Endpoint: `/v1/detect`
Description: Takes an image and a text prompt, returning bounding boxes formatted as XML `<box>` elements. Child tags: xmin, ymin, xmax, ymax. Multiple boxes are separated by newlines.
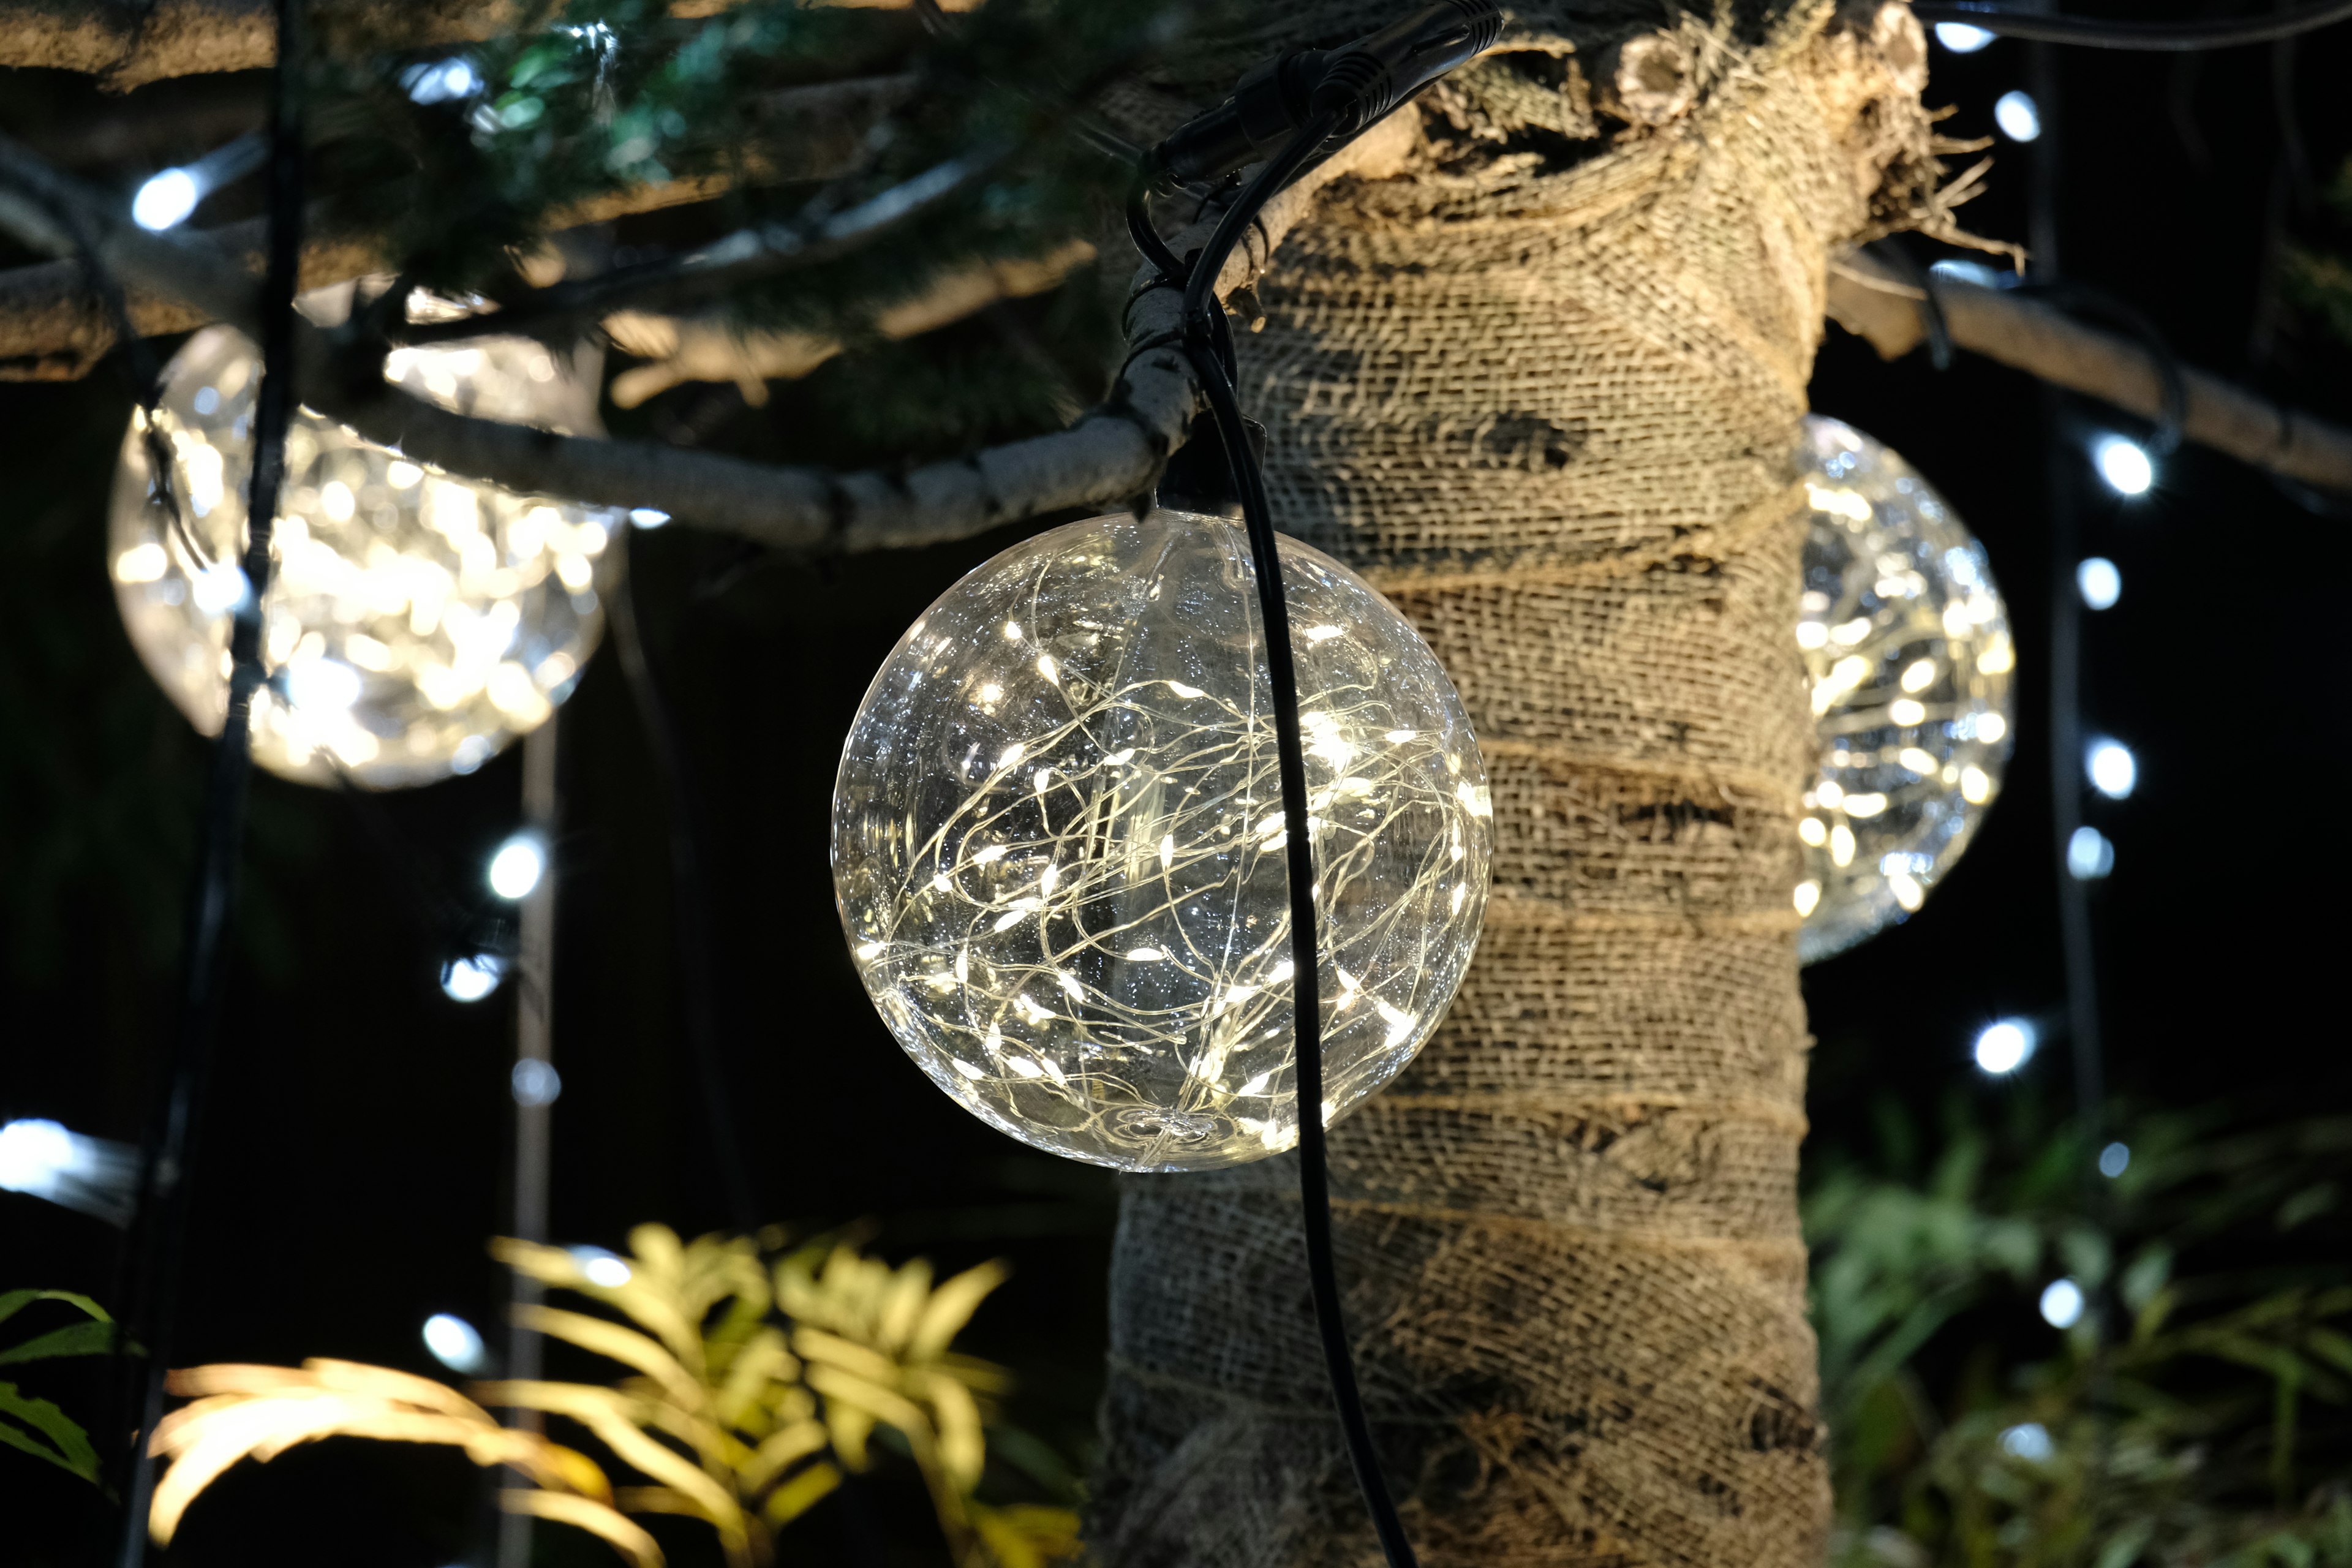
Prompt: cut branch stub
<box><xmin>1867</xmin><ymin>0</ymin><xmax>1929</xmax><ymax>97</ymax></box>
<box><xmin>1593</xmin><ymin>31</ymin><xmax>1697</xmax><ymax>129</ymax></box>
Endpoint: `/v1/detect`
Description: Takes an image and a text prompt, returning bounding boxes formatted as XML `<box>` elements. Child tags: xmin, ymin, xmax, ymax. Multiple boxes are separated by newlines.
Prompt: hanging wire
<box><xmin>1869</xmin><ymin>239</ymin><xmax>1954</xmax><ymax>371</ymax></box>
<box><xmin>607</xmin><ymin>545</ymin><xmax>760</xmax><ymax>1234</ymax></box>
<box><xmin>112</xmin><ymin>1</ymin><xmax>305</xmax><ymax>1560</ymax></box>
<box><xmin>1136</xmin><ymin>106</ymin><xmax>1422</xmax><ymax>1568</ymax></box>
<box><xmin>1913</xmin><ymin>0</ymin><xmax>2352</xmax><ymax>48</ymax></box>
<box><xmin>2017</xmin><ymin>281</ymin><xmax>2189</xmax><ymax>455</ymax></box>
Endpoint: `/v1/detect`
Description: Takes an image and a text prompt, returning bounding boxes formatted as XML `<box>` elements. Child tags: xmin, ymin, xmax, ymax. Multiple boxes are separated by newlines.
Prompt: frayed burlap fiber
<box><xmin>1091</xmin><ymin>4</ymin><xmax>1948</xmax><ymax>1565</ymax></box>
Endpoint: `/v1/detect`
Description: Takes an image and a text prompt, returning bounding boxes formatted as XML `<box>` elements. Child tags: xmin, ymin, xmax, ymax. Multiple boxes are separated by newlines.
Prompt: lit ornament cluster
<box><xmin>832</xmin><ymin>510</ymin><xmax>1492</xmax><ymax>1172</ymax></box>
<box><xmin>1795</xmin><ymin>417</ymin><xmax>2016</xmax><ymax>962</ymax></box>
<box><xmin>109</xmin><ymin>290</ymin><xmax>622</xmax><ymax>788</ymax></box>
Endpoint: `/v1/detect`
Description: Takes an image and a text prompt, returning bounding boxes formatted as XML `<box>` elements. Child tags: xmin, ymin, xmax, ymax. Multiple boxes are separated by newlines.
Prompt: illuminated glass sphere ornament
<box><xmin>109</xmin><ymin>287</ymin><xmax>622</xmax><ymax>788</ymax></box>
<box><xmin>1796</xmin><ymin>417</ymin><xmax>2016</xmax><ymax>962</ymax></box>
<box><xmin>832</xmin><ymin>508</ymin><xmax>1493</xmax><ymax>1172</ymax></box>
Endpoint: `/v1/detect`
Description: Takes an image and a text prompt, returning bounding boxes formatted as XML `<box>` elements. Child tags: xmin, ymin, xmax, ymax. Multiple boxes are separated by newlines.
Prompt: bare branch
<box><xmin>0</xmin><ymin>0</ymin><xmax>959</xmax><ymax>89</ymax></box>
<box><xmin>0</xmin><ymin>107</ymin><xmax>1407</xmax><ymax>552</ymax></box>
<box><xmin>603</xmin><ymin>238</ymin><xmax>1098</xmax><ymax>407</ymax></box>
<box><xmin>399</xmin><ymin>138</ymin><xmax>1000</xmax><ymax>348</ymax></box>
<box><xmin>0</xmin><ymin>0</ymin><xmax>511</xmax><ymax>89</ymax></box>
<box><xmin>1827</xmin><ymin>247</ymin><xmax>2352</xmax><ymax>494</ymax></box>
<box><xmin>0</xmin><ymin>76</ymin><xmax>911</xmax><ymax>379</ymax></box>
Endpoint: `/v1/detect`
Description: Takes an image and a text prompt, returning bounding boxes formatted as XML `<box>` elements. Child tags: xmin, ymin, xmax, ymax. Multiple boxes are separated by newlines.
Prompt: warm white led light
<box><xmin>1795</xmin><ymin>418</ymin><xmax>2015</xmax><ymax>963</ymax></box>
<box><xmin>109</xmin><ymin>282</ymin><xmax>622</xmax><ymax>788</ymax></box>
<box><xmin>833</xmin><ymin>509</ymin><xmax>1491</xmax><ymax>1172</ymax></box>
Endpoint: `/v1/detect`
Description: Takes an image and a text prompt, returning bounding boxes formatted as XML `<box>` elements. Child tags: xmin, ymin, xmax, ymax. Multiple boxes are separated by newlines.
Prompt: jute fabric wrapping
<box><xmin>1093</xmin><ymin>6</ymin><xmax>1940</xmax><ymax>1565</ymax></box>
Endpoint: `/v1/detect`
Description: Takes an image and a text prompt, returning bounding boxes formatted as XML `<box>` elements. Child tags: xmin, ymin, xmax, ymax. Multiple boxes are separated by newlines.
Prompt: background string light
<box><xmin>109</xmin><ymin>285</ymin><xmax>622</xmax><ymax>789</ymax></box>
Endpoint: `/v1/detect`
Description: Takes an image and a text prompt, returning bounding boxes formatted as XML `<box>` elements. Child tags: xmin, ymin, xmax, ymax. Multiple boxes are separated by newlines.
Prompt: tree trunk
<box><xmin>1093</xmin><ymin>6</ymin><xmax>1939</xmax><ymax>1564</ymax></box>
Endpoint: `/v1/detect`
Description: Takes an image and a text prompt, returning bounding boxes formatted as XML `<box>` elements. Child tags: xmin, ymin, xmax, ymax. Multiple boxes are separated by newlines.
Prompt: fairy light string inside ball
<box><xmin>109</xmin><ymin>281</ymin><xmax>624</xmax><ymax>789</ymax></box>
<box><xmin>832</xmin><ymin>508</ymin><xmax>1492</xmax><ymax>1172</ymax></box>
<box><xmin>1795</xmin><ymin>416</ymin><xmax>2017</xmax><ymax>961</ymax></box>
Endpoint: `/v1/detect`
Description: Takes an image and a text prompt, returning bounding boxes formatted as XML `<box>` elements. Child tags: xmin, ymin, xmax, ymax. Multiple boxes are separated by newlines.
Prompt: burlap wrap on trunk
<box><xmin>1093</xmin><ymin>6</ymin><xmax>1942</xmax><ymax>1564</ymax></box>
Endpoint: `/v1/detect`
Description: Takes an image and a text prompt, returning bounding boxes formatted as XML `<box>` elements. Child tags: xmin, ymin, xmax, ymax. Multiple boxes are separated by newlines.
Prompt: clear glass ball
<box><xmin>108</xmin><ymin>309</ymin><xmax>622</xmax><ymax>789</ymax></box>
<box><xmin>1796</xmin><ymin>417</ymin><xmax>2016</xmax><ymax>962</ymax></box>
<box><xmin>832</xmin><ymin>509</ymin><xmax>1493</xmax><ymax>1172</ymax></box>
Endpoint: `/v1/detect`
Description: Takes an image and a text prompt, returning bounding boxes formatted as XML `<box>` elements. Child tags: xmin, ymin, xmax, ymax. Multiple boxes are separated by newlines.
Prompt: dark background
<box><xmin>6</xmin><ymin>18</ymin><xmax>2351</xmax><ymax>1564</ymax></box>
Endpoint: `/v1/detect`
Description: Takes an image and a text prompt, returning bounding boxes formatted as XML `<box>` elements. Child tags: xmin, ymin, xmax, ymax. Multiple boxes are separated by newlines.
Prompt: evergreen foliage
<box><xmin>1811</xmin><ymin>1098</ymin><xmax>2352</xmax><ymax>1568</ymax></box>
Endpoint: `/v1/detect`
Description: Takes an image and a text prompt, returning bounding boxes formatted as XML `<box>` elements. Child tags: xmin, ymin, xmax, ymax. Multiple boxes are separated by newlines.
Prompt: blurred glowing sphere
<box><xmin>1795</xmin><ymin>418</ymin><xmax>2016</xmax><ymax>962</ymax></box>
<box><xmin>2039</xmin><ymin>1277</ymin><xmax>2085</xmax><ymax>1329</ymax></box>
<box><xmin>440</xmin><ymin>953</ymin><xmax>507</xmax><ymax>1002</ymax></box>
<box><xmin>1972</xmin><ymin>1018</ymin><xmax>2035</xmax><ymax>1074</ymax></box>
<box><xmin>832</xmin><ymin>509</ymin><xmax>1492</xmax><ymax>1172</ymax></box>
<box><xmin>109</xmin><ymin>290</ymin><xmax>622</xmax><ymax>788</ymax></box>
<box><xmin>2091</xmin><ymin>434</ymin><xmax>2154</xmax><ymax>496</ymax></box>
<box><xmin>421</xmin><ymin>1313</ymin><xmax>486</xmax><ymax>1374</ymax></box>
<box><xmin>488</xmin><ymin>834</ymin><xmax>546</xmax><ymax>900</ymax></box>
<box><xmin>2086</xmin><ymin>737</ymin><xmax>2137</xmax><ymax>799</ymax></box>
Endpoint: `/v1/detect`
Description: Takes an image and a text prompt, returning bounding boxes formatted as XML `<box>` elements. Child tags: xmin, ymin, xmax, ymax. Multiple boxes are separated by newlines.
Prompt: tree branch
<box><xmin>395</xmin><ymin>137</ymin><xmax>999</xmax><ymax>348</ymax></box>
<box><xmin>0</xmin><ymin>75</ymin><xmax>911</xmax><ymax>379</ymax></box>
<box><xmin>1827</xmin><ymin>247</ymin><xmax>2352</xmax><ymax>494</ymax></box>
<box><xmin>0</xmin><ymin>104</ymin><xmax>1412</xmax><ymax>552</ymax></box>
<box><xmin>0</xmin><ymin>0</ymin><xmax>961</xmax><ymax>89</ymax></box>
<box><xmin>603</xmin><ymin>238</ymin><xmax>1097</xmax><ymax>407</ymax></box>
<box><xmin>0</xmin><ymin>0</ymin><xmax>511</xmax><ymax>89</ymax></box>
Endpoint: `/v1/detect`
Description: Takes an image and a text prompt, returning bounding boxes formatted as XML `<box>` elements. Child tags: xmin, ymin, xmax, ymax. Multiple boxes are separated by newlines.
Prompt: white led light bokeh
<box><xmin>109</xmin><ymin>286</ymin><xmax>622</xmax><ymax>789</ymax></box>
<box><xmin>1795</xmin><ymin>418</ymin><xmax>2017</xmax><ymax>962</ymax></box>
<box><xmin>832</xmin><ymin>509</ymin><xmax>1491</xmax><ymax>1173</ymax></box>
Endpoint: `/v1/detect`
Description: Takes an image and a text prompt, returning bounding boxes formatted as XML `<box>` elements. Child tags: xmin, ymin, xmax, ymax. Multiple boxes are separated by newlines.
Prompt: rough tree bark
<box><xmin>1089</xmin><ymin>4</ymin><xmax>1941</xmax><ymax>1564</ymax></box>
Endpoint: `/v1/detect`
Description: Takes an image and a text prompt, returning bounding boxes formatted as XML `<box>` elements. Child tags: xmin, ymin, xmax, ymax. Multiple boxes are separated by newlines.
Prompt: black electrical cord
<box><xmin>1913</xmin><ymin>0</ymin><xmax>2352</xmax><ymax>48</ymax></box>
<box><xmin>1142</xmin><ymin>108</ymin><xmax>1421</xmax><ymax>1568</ymax></box>
<box><xmin>1869</xmin><ymin>239</ymin><xmax>1954</xmax><ymax>371</ymax></box>
<box><xmin>112</xmin><ymin>2</ymin><xmax>304</xmax><ymax>1562</ymax></box>
<box><xmin>2019</xmin><ymin>281</ymin><xmax>2188</xmax><ymax>455</ymax></box>
<box><xmin>607</xmin><ymin>545</ymin><xmax>760</xmax><ymax>1235</ymax></box>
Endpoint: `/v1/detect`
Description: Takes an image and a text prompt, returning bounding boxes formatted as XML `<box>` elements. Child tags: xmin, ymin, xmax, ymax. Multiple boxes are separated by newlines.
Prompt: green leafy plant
<box><xmin>1</xmin><ymin>1289</ymin><xmax>120</xmax><ymax>1484</ymax></box>
<box><xmin>148</xmin><ymin>1227</ymin><xmax>1080</xmax><ymax>1568</ymax></box>
<box><xmin>1809</xmin><ymin>1101</ymin><xmax>2352</xmax><ymax>1568</ymax></box>
<box><xmin>2285</xmin><ymin>159</ymin><xmax>2352</xmax><ymax>350</ymax></box>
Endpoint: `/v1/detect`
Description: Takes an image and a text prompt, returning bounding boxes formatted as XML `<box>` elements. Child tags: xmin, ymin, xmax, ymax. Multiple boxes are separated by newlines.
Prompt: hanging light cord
<box><xmin>1131</xmin><ymin>105</ymin><xmax>1422</xmax><ymax>1568</ymax></box>
<box><xmin>1913</xmin><ymin>0</ymin><xmax>2352</xmax><ymax>49</ymax></box>
<box><xmin>112</xmin><ymin>2</ymin><xmax>304</xmax><ymax>1562</ymax></box>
